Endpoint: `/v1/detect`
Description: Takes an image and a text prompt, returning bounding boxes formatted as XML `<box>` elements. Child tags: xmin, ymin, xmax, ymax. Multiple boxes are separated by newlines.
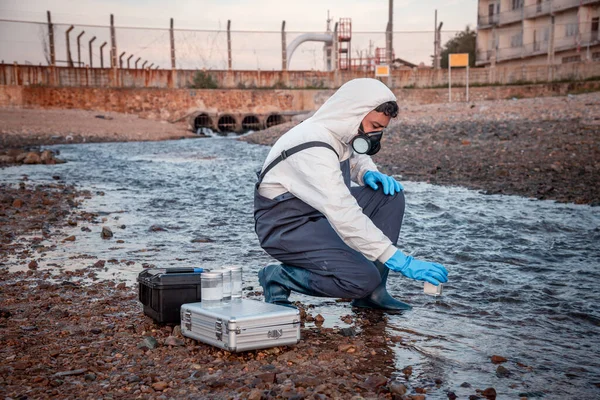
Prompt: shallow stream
<box><xmin>1</xmin><ymin>137</ymin><xmax>599</xmax><ymax>398</ymax></box>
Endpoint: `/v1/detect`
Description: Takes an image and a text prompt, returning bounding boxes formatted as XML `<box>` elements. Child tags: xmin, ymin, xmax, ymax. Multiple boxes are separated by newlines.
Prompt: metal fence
<box><xmin>0</xmin><ymin>17</ymin><xmax>459</xmax><ymax>71</ymax></box>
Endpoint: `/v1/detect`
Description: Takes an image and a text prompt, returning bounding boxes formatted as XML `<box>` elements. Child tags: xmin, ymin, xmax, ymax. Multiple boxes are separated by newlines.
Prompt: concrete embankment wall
<box><xmin>1</xmin><ymin>62</ymin><xmax>599</xmax><ymax>89</ymax></box>
<box><xmin>1</xmin><ymin>80</ymin><xmax>598</xmax><ymax>131</ymax></box>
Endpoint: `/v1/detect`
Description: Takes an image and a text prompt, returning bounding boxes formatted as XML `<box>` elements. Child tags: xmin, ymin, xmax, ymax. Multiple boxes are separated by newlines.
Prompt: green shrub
<box><xmin>190</xmin><ymin>71</ymin><xmax>218</xmax><ymax>89</ymax></box>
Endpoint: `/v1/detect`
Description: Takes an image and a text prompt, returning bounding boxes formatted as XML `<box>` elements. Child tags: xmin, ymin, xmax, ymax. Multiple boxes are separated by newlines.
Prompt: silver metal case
<box><xmin>180</xmin><ymin>299</ymin><xmax>301</xmax><ymax>352</ymax></box>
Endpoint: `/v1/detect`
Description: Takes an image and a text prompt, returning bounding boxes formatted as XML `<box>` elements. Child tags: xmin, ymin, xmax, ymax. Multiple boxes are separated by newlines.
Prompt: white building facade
<box><xmin>477</xmin><ymin>0</ymin><xmax>600</xmax><ymax>66</ymax></box>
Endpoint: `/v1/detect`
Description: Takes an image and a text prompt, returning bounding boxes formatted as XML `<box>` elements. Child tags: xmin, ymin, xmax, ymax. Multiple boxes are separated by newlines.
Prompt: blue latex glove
<box><xmin>384</xmin><ymin>249</ymin><xmax>448</xmax><ymax>286</ymax></box>
<box><xmin>363</xmin><ymin>170</ymin><xmax>403</xmax><ymax>195</ymax></box>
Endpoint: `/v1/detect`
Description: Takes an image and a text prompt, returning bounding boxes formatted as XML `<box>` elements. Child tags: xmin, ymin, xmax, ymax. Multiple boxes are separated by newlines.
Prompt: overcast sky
<box><xmin>1</xmin><ymin>0</ymin><xmax>478</xmax><ymax>69</ymax></box>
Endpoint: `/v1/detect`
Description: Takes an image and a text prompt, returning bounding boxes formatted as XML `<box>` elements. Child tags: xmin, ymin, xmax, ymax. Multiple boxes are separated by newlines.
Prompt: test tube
<box><xmin>225</xmin><ymin>265</ymin><xmax>243</xmax><ymax>298</ymax></box>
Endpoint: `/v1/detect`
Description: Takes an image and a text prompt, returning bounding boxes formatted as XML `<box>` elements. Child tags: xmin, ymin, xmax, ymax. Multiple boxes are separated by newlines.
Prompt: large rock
<box><xmin>0</xmin><ymin>155</ymin><xmax>16</xmax><ymax>164</ymax></box>
<box><xmin>23</xmin><ymin>152</ymin><xmax>42</xmax><ymax>164</ymax></box>
<box><xmin>40</xmin><ymin>150</ymin><xmax>54</xmax><ymax>163</ymax></box>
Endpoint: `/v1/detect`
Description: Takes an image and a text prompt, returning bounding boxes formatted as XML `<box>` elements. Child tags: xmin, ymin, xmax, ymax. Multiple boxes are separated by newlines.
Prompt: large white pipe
<box><xmin>286</xmin><ymin>33</ymin><xmax>333</xmax><ymax>69</ymax></box>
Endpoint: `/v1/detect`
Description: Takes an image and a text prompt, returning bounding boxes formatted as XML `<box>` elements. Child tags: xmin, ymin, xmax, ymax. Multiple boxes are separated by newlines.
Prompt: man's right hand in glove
<box><xmin>384</xmin><ymin>249</ymin><xmax>448</xmax><ymax>286</ymax></box>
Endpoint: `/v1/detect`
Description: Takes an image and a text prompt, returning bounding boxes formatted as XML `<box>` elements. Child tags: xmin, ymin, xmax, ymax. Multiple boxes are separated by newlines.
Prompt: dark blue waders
<box><xmin>254</xmin><ymin>142</ymin><xmax>410</xmax><ymax>310</ymax></box>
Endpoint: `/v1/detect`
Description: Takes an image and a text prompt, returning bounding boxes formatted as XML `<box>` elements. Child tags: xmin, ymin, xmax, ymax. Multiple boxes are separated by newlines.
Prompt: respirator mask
<box><xmin>351</xmin><ymin>125</ymin><xmax>384</xmax><ymax>155</ymax></box>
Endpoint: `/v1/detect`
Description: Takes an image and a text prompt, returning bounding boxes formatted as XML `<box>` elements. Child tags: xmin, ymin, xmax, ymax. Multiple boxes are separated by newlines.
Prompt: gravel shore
<box><xmin>0</xmin><ymin>108</ymin><xmax>195</xmax><ymax>148</ymax></box>
<box><xmin>241</xmin><ymin>93</ymin><xmax>600</xmax><ymax>205</ymax></box>
<box><xmin>0</xmin><ymin>182</ymin><xmax>431</xmax><ymax>399</ymax></box>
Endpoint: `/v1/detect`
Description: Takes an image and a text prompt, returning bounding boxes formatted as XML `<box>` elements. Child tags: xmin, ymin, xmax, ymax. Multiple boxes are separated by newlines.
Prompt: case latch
<box><xmin>183</xmin><ymin>310</ymin><xmax>192</xmax><ymax>331</ymax></box>
<box><xmin>215</xmin><ymin>319</ymin><xmax>223</xmax><ymax>341</ymax></box>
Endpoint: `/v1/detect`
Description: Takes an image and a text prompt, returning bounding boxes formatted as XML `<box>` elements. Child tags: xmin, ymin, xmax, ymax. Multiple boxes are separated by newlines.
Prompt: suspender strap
<box><xmin>257</xmin><ymin>141</ymin><xmax>339</xmax><ymax>183</ymax></box>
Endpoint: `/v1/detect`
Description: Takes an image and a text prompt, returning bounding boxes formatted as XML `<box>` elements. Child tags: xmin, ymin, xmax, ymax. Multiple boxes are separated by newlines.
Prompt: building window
<box><xmin>566</xmin><ymin>23</ymin><xmax>579</xmax><ymax>37</ymax></box>
<box><xmin>511</xmin><ymin>32</ymin><xmax>523</xmax><ymax>47</ymax></box>
<box><xmin>562</xmin><ymin>55</ymin><xmax>581</xmax><ymax>63</ymax></box>
<box><xmin>592</xmin><ymin>18</ymin><xmax>599</xmax><ymax>34</ymax></box>
<box><xmin>512</xmin><ymin>0</ymin><xmax>523</xmax><ymax>10</ymax></box>
<box><xmin>592</xmin><ymin>52</ymin><xmax>600</xmax><ymax>61</ymax></box>
<box><xmin>536</xmin><ymin>0</ymin><xmax>543</xmax><ymax>12</ymax></box>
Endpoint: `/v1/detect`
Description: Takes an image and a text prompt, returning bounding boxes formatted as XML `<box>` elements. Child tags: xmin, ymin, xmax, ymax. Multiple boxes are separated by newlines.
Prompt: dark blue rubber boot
<box><xmin>351</xmin><ymin>262</ymin><xmax>412</xmax><ymax>311</ymax></box>
<box><xmin>258</xmin><ymin>264</ymin><xmax>319</xmax><ymax>308</ymax></box>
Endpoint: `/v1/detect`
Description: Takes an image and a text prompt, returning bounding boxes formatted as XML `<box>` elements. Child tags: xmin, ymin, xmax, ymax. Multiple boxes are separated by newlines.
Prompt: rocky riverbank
<box><xmin>241</xmin><ymin>93</ymin><xmax>600</xmax><ymax>205</ymax></box>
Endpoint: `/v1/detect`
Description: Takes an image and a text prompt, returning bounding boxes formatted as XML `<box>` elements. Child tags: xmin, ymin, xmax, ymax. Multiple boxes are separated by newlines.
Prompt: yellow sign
<box><xmin>375</xmin><ymin>65</ymin><xmax>390</xmax><ymax>77</ymax></box>
<box><xmin>449</xmin><ymin>53</ymin><xmax>469</xmax><ymax>67</ymax></box>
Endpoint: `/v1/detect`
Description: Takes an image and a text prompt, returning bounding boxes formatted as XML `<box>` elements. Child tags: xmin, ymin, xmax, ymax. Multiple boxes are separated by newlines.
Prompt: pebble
<box><xmin>137</xmin><ymin>336</ymin><xmax>159</xmax><ymax>350</ymax></box>
<box><xmin>54</xmin><ymin>368</ymin><xmax>87</xmax><ymax>377</ymax></box>
<box><xmin>28</xmin><ymin>260</ymin><xmax>38</xmax><ymax>270</ymax></box>
<box><xmin>101</xmin><ymin>226</ymin><xmax>113</xmax><ymax>239</ymax></box>
<box><xmin>63</xmin><ymin>235</ymin><xmax>76</xmax><ymax>242</ymax></box>
<box><xmin>389</xmin><ymin>380</ymin><xmax>407</xmax><ymax>395</ymax></box>
<box><xmin>339</xmin><ymin>327</ymin><xmax>356</xmax><ymax>337</ymax></box>
<box><xmin>152</xmin><ymin>381</ymin><xmax>168</xmax><ymax>391</ymax></box>
<box><xmin>490</xmin><ymin>355</ymin><xmax>507</xmax><ymax>364</ymax></box>
<box><xmin>164</xmin><ymin>336</ymin><xmax>185</xmax><ymax>347</ymax></box>
<box><xmin>482</xmin><ymin>387</ymin><xmax>497</xmax><ymax>399</ymax></box>
<box><xmin>496</xmin><ymin>365</ymin><xmax>511</xmax><ymax>378</ymax></box>
<box><xmin>364</xmin><ymin>374</ymin><xmax>387</xmax><ymax>389</ymax></box>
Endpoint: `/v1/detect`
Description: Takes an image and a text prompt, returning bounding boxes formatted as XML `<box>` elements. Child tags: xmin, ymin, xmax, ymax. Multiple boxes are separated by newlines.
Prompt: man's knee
<box><xmin>337</xmin><ymin>264</ymin><xmax>381</xmax><ymax>298</ymax></box>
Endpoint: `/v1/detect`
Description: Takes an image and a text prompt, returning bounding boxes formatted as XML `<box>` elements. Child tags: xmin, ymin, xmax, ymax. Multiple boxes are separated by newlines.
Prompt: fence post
<box><xmin>47</xmin><ymin>11</ymin><xmax>56</xmax><ymax>66</ymax></box>
<box><xmin>66</xmin><ymin>25</ymin><xmax>74</xmax><ymax>67</ymax></box>
<box><xmin>100</xmin><ymin>42</ymin><xmax>107</xmax><ymax>68</ymax></box>
<box><xmin>170</xmin><ymin>18</ymin><xmax>176</xmax><ymax>88</ymax></box>
<box><xmin>227</xmin><ymin>20</ymin><xmax>232</xmax><ymax>70</ymax></box>
<box><xmin>110</xmin><ymin>14</ymin><xmax>119</xmax><ymax>86</ymax></box>
<box><xmin>89</xmin><ymin>36</ymin><xmax>96</xmax><ymax>68</ymax></box>
<box><xmin>77</xmin><ymin>31</ymin><xmax>85</xmax><ymax>67</ymax></box>
<box><xmin>281</xmin><ymin>21</ymin><xmax>287</xmax><ymax>71</ymax></box>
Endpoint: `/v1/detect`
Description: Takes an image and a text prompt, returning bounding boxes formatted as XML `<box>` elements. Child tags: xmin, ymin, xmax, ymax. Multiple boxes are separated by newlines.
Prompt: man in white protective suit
<box><xmin>254</xmin><ymin>78</ymin><xmax>448</xmax><ymax>310</ymax></box>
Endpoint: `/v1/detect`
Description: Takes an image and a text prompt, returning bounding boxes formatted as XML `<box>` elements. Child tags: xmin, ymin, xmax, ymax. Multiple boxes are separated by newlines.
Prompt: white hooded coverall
<box><xmin>254</xmin><ymin>78</ymin><xmax>405</xmax><ymax>298</ymax></box>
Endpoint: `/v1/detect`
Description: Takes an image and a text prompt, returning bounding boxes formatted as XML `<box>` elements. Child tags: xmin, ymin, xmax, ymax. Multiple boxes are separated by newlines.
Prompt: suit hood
<box><xmin>307</xmin><ymin>78</ymin><xmax>397</xmax><ymax>144</ymax></box>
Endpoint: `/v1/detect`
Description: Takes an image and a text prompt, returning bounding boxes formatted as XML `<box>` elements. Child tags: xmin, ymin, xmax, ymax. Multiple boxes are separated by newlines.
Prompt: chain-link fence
<box><xmin>0</xmin><ymin>18</ymin><xmax>460</xmax><ymax>71</ymax></box>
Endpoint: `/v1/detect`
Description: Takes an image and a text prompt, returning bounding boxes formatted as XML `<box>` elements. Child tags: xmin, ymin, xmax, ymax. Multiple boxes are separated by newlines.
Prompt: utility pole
<box><xmin>386</xmin><ymin>0</ymin><xmax>393</xmax><ymax>65</ymax></box>
<box><xmin>110</xmin><ymin>14</ymin><xmax>117</xmax><ymax>68</ymax></box>
<box><xmin>47</xmin><ymin>11</ymin><xmax>55</xmax><ymax>66</ymax></box>
<box><xmin>281</xmin><ymin>21</ymin><xmax>287</xmax><ymax>71</ymax></box>
<box><xmin>170</xmin><ymin>18</ymin><xmax>176</xmax><ymax>69</ymax></box>
<box><xmin>88</xmin><ymin>36</ymin><xmax>96</xmax><ymax>67</ymax></box>
<box><xmin>227</xmin><ymin>20</ymin><xmax>232</xmax><ymax>70</ymax></box>
<box><xmin>100</xmin><ymin>42</ymin><xmax>107</xmax><ymax>68</ymax></box>
<box><xmin>77</xmin><ymin>31</ymin><xmax>85</xmax><ymax>67</ymax></box>
<box><xmin>66</xmin><ymin>25</ymin><xmax>74</xmax><ymax>67</ymax></box>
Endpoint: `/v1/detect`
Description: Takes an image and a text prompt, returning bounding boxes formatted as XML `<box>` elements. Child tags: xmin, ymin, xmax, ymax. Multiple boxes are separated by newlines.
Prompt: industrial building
<box><xmin>476</xmin><ymin>0</ymin><xmax>600</xmax><ymax>66</ymax></box>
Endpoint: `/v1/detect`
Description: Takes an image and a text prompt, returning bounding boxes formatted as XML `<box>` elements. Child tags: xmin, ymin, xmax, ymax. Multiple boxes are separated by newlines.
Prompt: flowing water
<box><xmin>1</xmin><ymin>137</ymin><xmax>599</xmax><ymax>398</ymax></box>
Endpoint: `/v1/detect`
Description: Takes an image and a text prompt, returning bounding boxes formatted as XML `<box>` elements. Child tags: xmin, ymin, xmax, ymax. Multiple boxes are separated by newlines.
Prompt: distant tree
<box><xmin>439</xmin><ymin>26</ymin><xmax>476</xmax><ymax>68</ymax></box>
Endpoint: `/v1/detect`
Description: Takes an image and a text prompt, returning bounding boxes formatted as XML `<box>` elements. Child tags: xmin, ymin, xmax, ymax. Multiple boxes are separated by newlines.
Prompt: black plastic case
<box><xmin>138</xmin><ymin>268</ymin><xmax>203</xmax><ymax>323</ymax></box>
